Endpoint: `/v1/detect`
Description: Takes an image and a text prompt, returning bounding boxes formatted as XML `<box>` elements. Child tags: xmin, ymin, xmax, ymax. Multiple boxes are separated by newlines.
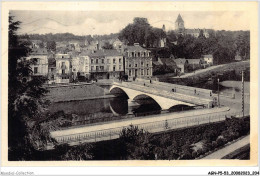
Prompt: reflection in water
<box><xmin>48</xmin><ymin>95</ymin><xmax>193</xmax><ymax>127</ymax></box>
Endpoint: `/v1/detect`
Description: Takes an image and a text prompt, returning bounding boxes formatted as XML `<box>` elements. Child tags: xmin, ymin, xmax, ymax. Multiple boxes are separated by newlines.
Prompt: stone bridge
<box><xmin>110</xmin><ymin>82</ymin><xmax>214</xmax><ymax>110</ymax></box>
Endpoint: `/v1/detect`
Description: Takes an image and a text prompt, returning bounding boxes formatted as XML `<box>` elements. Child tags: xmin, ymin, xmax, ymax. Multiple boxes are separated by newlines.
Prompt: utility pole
<box><xmin>217</xmin><ymin>78</ymin><xmax>220</xmax><ymax>107</ymax></box>
<box><xmin>242</xmin><ymin>70</ymin><xmax>245</xmax><ymax>118</ymax></box>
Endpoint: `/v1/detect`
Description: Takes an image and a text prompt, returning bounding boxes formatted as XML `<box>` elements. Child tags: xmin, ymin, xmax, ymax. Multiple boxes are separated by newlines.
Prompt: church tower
<box><xmin>175</xmin><ymin>14</ymin><xmax>185</xmax><ymax>34</ymax></box>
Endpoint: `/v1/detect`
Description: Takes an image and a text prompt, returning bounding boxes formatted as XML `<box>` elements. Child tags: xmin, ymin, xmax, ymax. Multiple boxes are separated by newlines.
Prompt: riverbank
<box><xmin>157</xmin><ymin>61</ymin><xmax>250</xmax><ymax>86</ymax></box>
<box><xmin>45</xmin><ymin>83</ymin><xmax>109</xmax><ymax>102</ymax></box>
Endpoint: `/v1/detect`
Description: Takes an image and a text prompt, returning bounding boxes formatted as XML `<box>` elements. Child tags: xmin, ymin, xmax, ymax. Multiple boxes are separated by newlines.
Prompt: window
<box><xmin>141</xmin><ymin>69</ymin><xmax>144</xmax><ymax>75</ymax></box>
<box><xmin>141</xmin><ymin>62</ymin><xmax>143</xmax><ymax>66</ymax></box>
<box><xmin>135</xmin><ymin>64</ymin><xmax>137</xmax><ymax>67</ymax></box>
<box><xmin>100</xmin><ymin>66</ymin><xmax>104</xmax><ymax>71</ymax></box>
<box><xmin>91</xmin><ymin>66</ymin><xmax>94</xmax><ymax>71</ymax></box>
<box><xmin>102</xmin><ymin>59</ymin><xmax>104</xmax><ymax>64</ymax></box>
<box><xmin>147</xmin><ymin>64</ymin><xmax>149</xmax><ymax>67</ymax></box>
<box><xmin>119</xmin><ymin>65</ymin><xmax>121</xmax><ymax>70</ymax></box>
<box><xmin>34</xmin><ymin>67</ymin><xmax>38</xmax><ymax>74</ymax></box>
<box><xmin>129</xmin><ymin>70</ymin><xmax>131</xmax><ymax>76</ymax></box>
<box><xmin>113</xmin><ymin>66</ymin><xmax>116</xmax><ymax>71</ymax></box>
<box><xmin>96</xmin><ymin>59</ymin><xmax>98</xmax><ymax>64</ymax></box>
<box><xmin>96</xmin><ymin>66</ymin><xmax>99</xmax><ymax>71</ymax></box>
<box><xmin>129</xmin><ymin>64</ymin><xmax>131</xmax><ymax>67</ymax></box>
<box><xmin>113</xmin><ymin>58</ymin><xmax>116</xmax><ymax>64</ymax></box>
<box><xmin>147</xmin><ymin>69</ymin><xmax>149</xmax><ymax>75</ymax></box>
<box><xmin>62</xmin><ymin>69</ymin><xmax>65</xmax><ymax>74</ymax></box>
<box><xmin>91</xmin><ymin>59</ymin><xmax>94</xmax><ymax>64</ymax></box>
<box><xmin>119</xmin><ymin>58</ymin><xmax>121</xmax><ymax>63</ymax></box>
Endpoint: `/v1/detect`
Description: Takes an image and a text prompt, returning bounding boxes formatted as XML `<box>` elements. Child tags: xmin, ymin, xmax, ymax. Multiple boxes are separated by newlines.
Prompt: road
<box><xmin>201</xmin><ymin>135</ymin><xmax>250</xmax><ymax>159</ymax></box>
<box><xmin>172</xmin><ymin>61</ymin><xmax>249</xmax><ymax>78</ymax></box>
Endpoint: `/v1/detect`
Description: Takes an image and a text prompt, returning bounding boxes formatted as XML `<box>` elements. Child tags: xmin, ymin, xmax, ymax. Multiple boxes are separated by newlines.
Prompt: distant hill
<box><xmin>18</xmin><ymin>33</ymin><xmax>119</xmax><ymax>43</ymax></box>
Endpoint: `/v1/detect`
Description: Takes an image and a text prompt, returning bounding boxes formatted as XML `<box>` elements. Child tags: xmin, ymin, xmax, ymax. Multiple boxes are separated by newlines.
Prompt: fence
<box><xmin>113</xmin><ymin>81</ymin><xmax>212</xmax><ymax>107</ymax></box>
<box><xmin>52</xmin><ymin>110</ymin><xmax>248</xmax><ymax>146</ymax></box>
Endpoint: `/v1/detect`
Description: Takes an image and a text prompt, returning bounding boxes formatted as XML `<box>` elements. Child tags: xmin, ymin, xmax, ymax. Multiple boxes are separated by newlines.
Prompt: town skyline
<box><xmin>12</xmin><ymin>10</ymin><xmax>249</xmax><ymax>36</ymax></box>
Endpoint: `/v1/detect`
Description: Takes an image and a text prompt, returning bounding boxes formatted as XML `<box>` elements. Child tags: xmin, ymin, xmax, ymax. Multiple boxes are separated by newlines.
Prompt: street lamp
<box><xmin>217</xmin><ymin>78</ymin><xmax>220</xmax><ymax>107</ymax></box>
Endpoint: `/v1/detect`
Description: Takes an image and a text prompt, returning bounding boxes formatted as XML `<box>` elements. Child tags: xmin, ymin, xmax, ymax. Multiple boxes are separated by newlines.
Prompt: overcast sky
<box><xmin>11</xmin><ymin>11</ymin><xmax>249</xmax><ymax>36</ymax></box>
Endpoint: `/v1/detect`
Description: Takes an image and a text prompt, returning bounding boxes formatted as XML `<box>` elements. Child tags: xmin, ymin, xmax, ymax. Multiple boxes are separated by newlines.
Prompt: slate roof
<box><xmin>174</xmin><ymin>58</ymin><xmax>187</xmax><ymax>65</ymax></box>
<box><xmin>186</xmin><ymin>59</ymin><xmax>202</xmax><ymax>65</ymax></box>
<box><xmin>89</xmin><ymin>49</ymin><xmax>123</xmax><ymax>57</ymax></box>
<box><xmin>175</xmin><ymin>14</ymin><xmax>184</xmax><ymax>23</ymax></box>
<box><xmin>125</xmin><ymin>45</ymin><xmax>149</xmax><ymax>53</ymax></box>
<box><xmin>30</xmin><ymin>48</ymin><xmax>48</xmax><ymax>55</ymax></box>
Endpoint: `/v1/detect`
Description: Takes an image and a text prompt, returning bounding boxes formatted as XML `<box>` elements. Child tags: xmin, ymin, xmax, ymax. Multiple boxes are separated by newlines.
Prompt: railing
<box><xmin>113</xmin><ymin>81</ymin><xmax>212</xmax><ymax>106</ymax></box>
<box><xmin>52</xmin><ymin>110</ymin><xmax>249</xmax><ymax>145</ymax></box>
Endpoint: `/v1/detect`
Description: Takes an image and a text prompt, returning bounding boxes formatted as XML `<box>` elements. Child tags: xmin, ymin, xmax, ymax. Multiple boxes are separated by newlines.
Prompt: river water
<box><xmin>48</xmin><ymin>80</ymin><xmax>249</xmax><ymax>127</ymax></box>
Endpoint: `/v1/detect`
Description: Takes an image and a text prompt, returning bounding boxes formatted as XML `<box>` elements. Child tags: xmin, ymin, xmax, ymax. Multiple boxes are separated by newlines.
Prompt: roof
<box><xmin>186</xmin><ymin>59</ymin><xmax>202</xmax><ymax>64</ymax></box>
<box><xmin>55</xmin><ymin>54</ymin><xmax>70</xmax><ymax>59</ymax></box>
<box><xmin>89</xmin><ymin>49</ymin><xmax>123</xmax><ymax>57</ymax></box>
<box><xmin>153</xmin><ymin>61</ymin><xmax>161</xmax><ymax>66</ymax></box>
<box><xmin>30</xmin><ymin>48</ymin><xmax>48</xmax><ymax>55</ymax></box>
<box><xmin>175</xmin><ymin>14</ymin><xmax>184</xmax><ymax>23</ymax></box>
<box><xmin>174</xmin><ymin>58</ymin><xmax>187</xmax><ymax>65</ymax></box>
<box><xmin>80</xmin><ymin>50</ymin><xmax>92</xmax><ymax>56</ymax></box>
<box><xmin>159</xmin><ymin>58</ymin><xmax>178</xmax><ymax>66</ymax></box>
<box><xmin>125</xmin><ymin>45</ymin><xmax>150</xmax><ymax>53</ymax></box>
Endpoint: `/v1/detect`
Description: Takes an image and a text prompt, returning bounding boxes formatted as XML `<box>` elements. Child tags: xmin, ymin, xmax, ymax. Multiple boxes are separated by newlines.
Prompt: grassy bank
<box><xmin>158</xmin><ymin>61</ymin><xmax>250</xmax><ymax>87</ymax></box>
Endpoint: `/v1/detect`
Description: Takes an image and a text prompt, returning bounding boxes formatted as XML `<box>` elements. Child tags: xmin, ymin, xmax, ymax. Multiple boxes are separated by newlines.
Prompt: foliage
<box><xmin>46</xmin><ymin>40</ymin><xmax>56</xmax><ymax>52</ymax></box>
<box><xmin>8</xmin><ymin>15</ymin><xmax>55</xmax><ymax>160</ymax></box>
<box><xmin>102</xmin><ymin>42</ymin><xmax>113</xmax><ymax>49</ymax></box>
<box><xmin>119</xmin><ymin>17</ymin><xmax>166</xmax><ymax>47</ymax></box>
<box><xmin>166</xmin><ymin>30</ymin><xmax>249</xmax><ymax>64</ymax></box>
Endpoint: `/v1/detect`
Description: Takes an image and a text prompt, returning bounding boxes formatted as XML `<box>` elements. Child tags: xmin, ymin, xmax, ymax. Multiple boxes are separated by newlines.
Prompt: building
<box><xmin>186</xmin><ymin>59</ymin><xmax>203</xmax><ymax>70</ymax></box>
<box><xmin>27</xmin><ymin>48</ymin><xmax>48</xmax><ymax>76</ymax></box>
<box><xmin>124</xmin><ymin>43</ymin><xmax>153</xmax><ymax>79</ymax></box>
<box><xmin>113</xmin><ymin>39</ymin><xmax>124</xmax><ymax>52</ymax></box>
<box><xmin>175</xmin><ymin>14</ymin><xmax>185</xmax><ymax>35</ymax></box>
<box><xmin>89</xmin><ymin>49</ymin><xmax>124</xmax><ymax>79</ymax></box>
<box><xmin>55</xmin><ymin>54</ymin><xmax>71</xmax><ymax>83</ymax></box>
<box><xmin>48</xmin><ymin>57</ymin><xmax>56</xmax><ymax>84</ymax></box>
<box><xmin>79</xmin><ymin>50</ymin><xmax>92</xmax><ymax>79</ymax></box>
<box><xmin>202</xmin><ymin>54</ymin><xmax>214</xmax><ymax>66</ymax></box>
<box><xmin>175</xmin><ymin>14</ymin><xmax>209</xmax><ymax>38</ymax></box>
<box><xmin>174</xmin><ymin>58</ymin><xmax>189</xmax><ymax>73</ymax></box>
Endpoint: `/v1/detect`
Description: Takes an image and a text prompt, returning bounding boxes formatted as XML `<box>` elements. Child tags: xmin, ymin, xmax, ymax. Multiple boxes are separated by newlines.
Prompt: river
<box><xmin>47</xmin><ymin>80</ymin><xmax>249</xmax><ymax>128</ymax></box>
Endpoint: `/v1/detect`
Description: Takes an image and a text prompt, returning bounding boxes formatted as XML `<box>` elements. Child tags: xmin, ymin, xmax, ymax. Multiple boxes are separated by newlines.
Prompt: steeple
<box><xmin>162</xmin><ymin>24</ymin><xmax>166</xmax><ymax>32</ymax></box>
<box><xmin>175</xmin><ymin>14</ymin><xmax>184</xmax><ymax>23</ymax></box>
<box><xmin>175</xmin><ymin>13</ymin><xmax>185</xmax><ymax>33</ymax></box>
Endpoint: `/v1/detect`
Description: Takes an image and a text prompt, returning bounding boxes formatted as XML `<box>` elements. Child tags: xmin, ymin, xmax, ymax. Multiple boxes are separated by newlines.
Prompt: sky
<box><xmin>11</xmin><ymin>11</ymin><xmax>250</xmax><ymax>36</ymax></box>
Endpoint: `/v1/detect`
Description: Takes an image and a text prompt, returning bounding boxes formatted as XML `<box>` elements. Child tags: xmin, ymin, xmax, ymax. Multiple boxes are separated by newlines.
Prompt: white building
<box><xmin>202</xmin><ymin>55</ymin><xmax>213</xmax><ymax>66</ymax></box>
<box><xmin>27</xmin><ymin>48</ymin><xmax>48</xmax><ymax>76</ymax></box>
<box><xmin>55</xmin><ymin>54</ymin><xmax>71</xmax><ymax>83</ymax></box>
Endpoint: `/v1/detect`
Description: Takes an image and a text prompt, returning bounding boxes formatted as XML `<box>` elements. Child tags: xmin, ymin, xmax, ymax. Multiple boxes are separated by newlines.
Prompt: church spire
<box><xmin>175</xmin><ymin>14</ymin><xmax>184</xmax><ymax>23</ymax></box>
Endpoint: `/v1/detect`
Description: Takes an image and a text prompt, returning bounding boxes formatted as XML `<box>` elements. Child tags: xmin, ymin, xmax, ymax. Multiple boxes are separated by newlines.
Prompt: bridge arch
<box><xmin>110</xmin><ymin>85</ymin><xmax>195</xmax><ymax>110</ymax></box>
<box><xmin>132</xmin><ymin>94</ymin><xmax>162</xmax><ymax>110</ymax></box>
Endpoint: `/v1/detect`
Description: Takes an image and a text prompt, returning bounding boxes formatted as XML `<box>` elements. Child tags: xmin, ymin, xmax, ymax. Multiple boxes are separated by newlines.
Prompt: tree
<box><xmin>119</xmin><ymin>125</ymin><xmax>155</xmax><ymax>159</ymax></box>
<box><xmin>102</xmin><ymin>42</ymin><xmax>113</xmax><ymax>49</ymax></box>
<box><xmin>46</xmin><ymin>40</ymin><xmax>56</xmax><ymax>51</ymax></box>
<box><xmin>118</xmin><ymin>17</ymin><xmax>165</xmax><ymax>47</ymax></box>
<box><xmin>8</xmin><ymin>15</ymin><xmax>52</xmax><ymax>160</ymax></box>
